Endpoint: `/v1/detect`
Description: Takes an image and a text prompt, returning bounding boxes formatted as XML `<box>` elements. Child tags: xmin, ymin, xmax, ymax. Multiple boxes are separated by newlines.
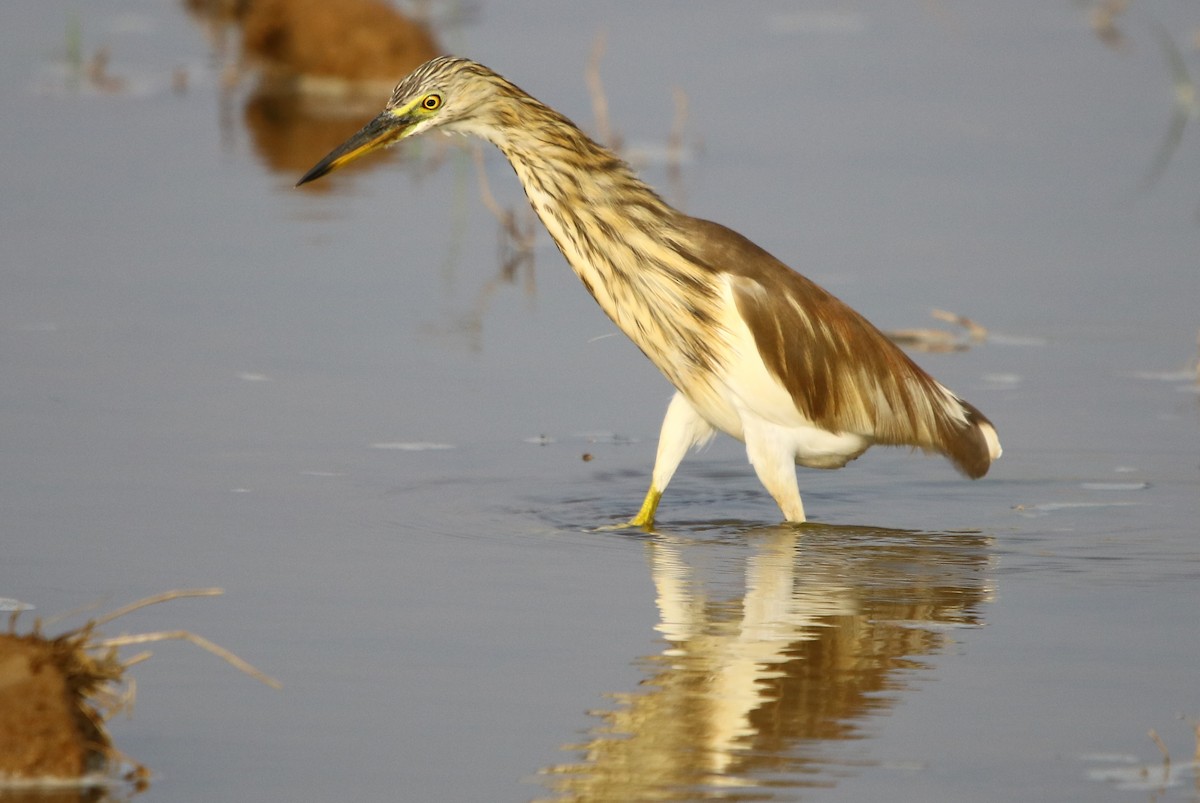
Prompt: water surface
<box><xmin>3</xmin><ymin>2</ymin><xmax>1198</xmax><ymax>801</ymax></box>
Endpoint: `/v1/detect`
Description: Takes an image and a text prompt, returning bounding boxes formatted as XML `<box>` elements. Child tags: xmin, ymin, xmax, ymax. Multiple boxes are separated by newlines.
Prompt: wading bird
<box><xmin>297</xmin><ymin>56</ymin><xmax>1001</xmax><ymax>527</ymax></box>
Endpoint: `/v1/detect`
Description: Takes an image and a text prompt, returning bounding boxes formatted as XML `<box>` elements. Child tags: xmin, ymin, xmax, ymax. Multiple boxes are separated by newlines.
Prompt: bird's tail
<box><xmin>941</xmin><ymin>400</ymin><xmax>1001</xmax><ymax>479</ymax></box>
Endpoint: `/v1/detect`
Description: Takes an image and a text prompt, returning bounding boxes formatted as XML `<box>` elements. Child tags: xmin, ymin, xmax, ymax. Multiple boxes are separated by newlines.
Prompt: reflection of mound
<box><xmin>184</xmin><ymin>0</ymin><xmax>439</xmax><ymax>177</ymax></box>
<box><xmin>243</xmin><ymin>91</ymin><xmax>408</xmax><ymax>175</ymax></box>
<box><xmin>239</xmin><ymin>0</ymin><xmax>438</xmax><ymax>85</ymax></box>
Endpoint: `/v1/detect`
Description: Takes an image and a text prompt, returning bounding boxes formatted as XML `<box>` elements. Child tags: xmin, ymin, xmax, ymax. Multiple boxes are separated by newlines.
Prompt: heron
<box><xmin>297</xmin><ymin>56</ymin><xmax>1002</xmax><ymax>527</ymax></box>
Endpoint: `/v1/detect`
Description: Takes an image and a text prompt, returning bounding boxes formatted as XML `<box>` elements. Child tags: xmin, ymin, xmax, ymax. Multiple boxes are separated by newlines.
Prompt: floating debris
<box><xmin>886</xmin><ymin>309</ymin><xmax>989</xmax><ymax>353</ymax></box>
<box><xmin>369</xmin><ymin>441</ymin><xmax>455</xmax><ymax>451</ymax></box>
<box><xmin>885</xmin><ymin>327</ymin><xmax>963</xmax><ymax>352</ymax></box>
<box><xmin>1133</xmin><ymin>369</ymin><xmax>1198</xmax><ymax>382</ymax></box>
<box><xmin>86</xmin><ymin>46</ymin><xmax>126</xmax><ymax>93</ymax></box>
<box><xmin>1132</xmin><ymin>329</ymin><xmax>1200</xmax><ymax>389</ymax></box>
<box><xmin>1082</xmin><ymin>718</ymin><xmax>1200</xmax><ymax>792</ymax></box>
<box><xmin>1012</xmin><ymin>500</ymin><xmax>1143</xmax><ymax>517</ymax></box>
<box><xmin>987</xmin><ymin>333</ymin><xmax>1047</xmax><ymax>347</ymax></box>
<box><xmin>573</xmin><ymin>431</ymin><xmax>640</xmax><ymax>445</ymax></box>
<box><xmin>981</xmin><ymin>372</ymin><xmax>1022</xmax><ymax>389</ymax></box>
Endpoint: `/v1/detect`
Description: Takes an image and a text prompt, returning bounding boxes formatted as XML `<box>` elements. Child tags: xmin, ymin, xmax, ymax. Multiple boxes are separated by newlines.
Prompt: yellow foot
<box><xmin>596</xmin><ymin>518</ymin><xmax>651</xmax><ymax>532</ymax></box>
<box><xmin>596</xmin><ymin>486</ymin><xmax>661</xmax><ymax>531</ymax></box>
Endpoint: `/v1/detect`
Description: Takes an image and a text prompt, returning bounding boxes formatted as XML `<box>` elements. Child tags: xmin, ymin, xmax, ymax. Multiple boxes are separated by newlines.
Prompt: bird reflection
<box><xmin>538</xmin><ymin>525</ymin><xmax>992</xmax><ymax>800</ymax></box>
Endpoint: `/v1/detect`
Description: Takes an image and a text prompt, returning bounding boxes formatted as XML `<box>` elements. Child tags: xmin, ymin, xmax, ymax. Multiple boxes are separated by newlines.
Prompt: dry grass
<box><xmin>1</xmin><ymin>589</ymin><xmax>278</xmax><ymax>790</ymax></box>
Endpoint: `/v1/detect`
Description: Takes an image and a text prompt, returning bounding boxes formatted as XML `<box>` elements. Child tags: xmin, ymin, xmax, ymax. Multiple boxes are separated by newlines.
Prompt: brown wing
<box><xmin>683</xmin><ymin>217</ymin><xmax>996</xmax><ymax>478</ymax></box>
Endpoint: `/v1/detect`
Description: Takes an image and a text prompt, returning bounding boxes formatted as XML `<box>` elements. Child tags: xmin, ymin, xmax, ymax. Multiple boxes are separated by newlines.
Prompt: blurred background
<box><xmin>2</xmin><ymin>2</ymin><xmax>1198</xmax><ymax>801</ymax></box>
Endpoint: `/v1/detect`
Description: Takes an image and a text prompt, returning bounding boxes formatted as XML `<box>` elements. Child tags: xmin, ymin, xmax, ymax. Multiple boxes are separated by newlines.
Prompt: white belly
<box><xmin>681</xmin><ymin>279</ymin><xmax>871</xmax><ymax>469</ymax></box>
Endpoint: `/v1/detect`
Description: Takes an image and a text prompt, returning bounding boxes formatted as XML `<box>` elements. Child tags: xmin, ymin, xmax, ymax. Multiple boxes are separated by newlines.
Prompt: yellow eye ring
<box><xmin>422</xmin><ymin>94</ymin><xmax>442</xmax><ymax>111</ymax></box>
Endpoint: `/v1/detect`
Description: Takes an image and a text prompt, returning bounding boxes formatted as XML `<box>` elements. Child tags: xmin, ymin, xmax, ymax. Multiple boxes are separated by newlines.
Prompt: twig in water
<box><xmin>931</xmin><ymin>308</ymin><xmax>989</xmax><ymax>342</ymax></box>
<box><xmin>886</xmin><ymin>309</ymin><xmax>989</xmax><ymax>353</ymax></box>
<box><xmin>89</xmin><ymin>587</ymin><xmax>224</xmax><ymax>629</ymax></box>
<box><xmin>1149</xmin><ymin>727</ymin><xmax>1171</xmax><ymax>767</ymax></box>
<box><xmin>471</xmin><ymin>143</ymin><xmax>536</xmax><ymax>278</ymax></box>
<box><xmin>666</xmin><ymin>85</ymin><xmax>690</xmax><ymax>205</ymax></box>
<box><xmin>95</xmin><ymin>630</ymin><xmax>282</xmax><ymax>690</ymax></box>
<box><xmin>586</xmin><ymin>32</ymin><xmax>619</xmax><ymax>150</ymax></box>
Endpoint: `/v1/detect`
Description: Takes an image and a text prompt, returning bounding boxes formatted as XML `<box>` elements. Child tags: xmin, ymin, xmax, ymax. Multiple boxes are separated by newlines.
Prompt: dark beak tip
<box><xmin>294</xmin><ymin>111</ymin><xmax>401</xmax><ymax>188</ymax></box>
<box><xmin>295</xmin><ymin>162</ymin><xmax>329</xmax><ymax>188</ymax></box>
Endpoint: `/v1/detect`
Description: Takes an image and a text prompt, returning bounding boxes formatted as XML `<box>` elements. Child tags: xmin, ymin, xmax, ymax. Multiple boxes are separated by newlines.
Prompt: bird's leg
<box><xmin>618</xmin><ymin>392</ymin><xmax>714</xmax><ymax>530</ymax></box>
<box><xmin>742</xmin><ymin>420</ymin><xmax>807</xmax><ymax>523</ymax></box>
<box><xmin>627</xmin><ymin>486</ymin><xmax>663</xmax><ymax>529</ymax></box>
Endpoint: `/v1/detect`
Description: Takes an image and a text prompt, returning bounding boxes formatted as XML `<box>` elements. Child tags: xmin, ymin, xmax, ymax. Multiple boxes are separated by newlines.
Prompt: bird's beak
<box><xmin>295</xmin><ymin>110</ymin><xmax>412</xmax><ymax>187</ymax></box>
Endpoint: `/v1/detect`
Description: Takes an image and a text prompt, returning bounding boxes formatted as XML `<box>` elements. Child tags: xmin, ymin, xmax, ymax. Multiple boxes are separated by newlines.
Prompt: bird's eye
<box><xmin>422</xmin><ymin>94</ymin><xmax>442</xmax><ymax>111</ymax></box>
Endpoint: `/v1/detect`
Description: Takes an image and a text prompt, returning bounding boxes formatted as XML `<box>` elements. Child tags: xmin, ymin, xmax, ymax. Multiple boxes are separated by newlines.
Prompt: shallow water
<box><xmin>3</xmin><ymin>2</ymin><xmax>1199</xmax><ymax>801</ymax></box>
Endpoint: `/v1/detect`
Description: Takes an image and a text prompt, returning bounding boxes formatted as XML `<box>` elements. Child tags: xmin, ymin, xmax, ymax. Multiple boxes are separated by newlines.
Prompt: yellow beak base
<box><xmin>296</xmin><ymin>112</ymin><xmax>408</xmax><ymax>187</ymax></box>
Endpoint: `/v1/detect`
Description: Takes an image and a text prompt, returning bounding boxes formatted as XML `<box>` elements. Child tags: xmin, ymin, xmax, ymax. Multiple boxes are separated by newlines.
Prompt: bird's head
<box><xmin>296</xmin><ymin>56</ymin><xmax>504</xmax><ymax>187</ymax></box>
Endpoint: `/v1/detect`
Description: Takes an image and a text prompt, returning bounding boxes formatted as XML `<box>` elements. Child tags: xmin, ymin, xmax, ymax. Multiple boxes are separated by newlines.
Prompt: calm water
<box><xmin>3</xmin><ymin>2</ymin><xmax>1199</xmax><ymax>801</ymax></box>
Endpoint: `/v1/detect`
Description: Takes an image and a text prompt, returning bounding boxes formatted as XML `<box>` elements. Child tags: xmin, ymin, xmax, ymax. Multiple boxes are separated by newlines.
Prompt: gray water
<box><xmin>3</xmin><ymin>2</ymin><xmax>1199</xmax><ymax>801</ymax></box>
